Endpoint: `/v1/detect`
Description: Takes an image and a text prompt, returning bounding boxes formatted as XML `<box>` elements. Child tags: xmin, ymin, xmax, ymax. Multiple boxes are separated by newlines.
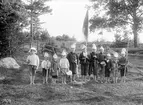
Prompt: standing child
<box><xmin>105</xmin><ymin>53</ymin><xmax>113</xmax><ymax>83</ymax></box>
<box><xmin>26</xmin><ymin>47</ymin><xmax>39</xmax><ymax>85</ymax></box>
<box><xmin>118</xmin><ymin>51</ymin><xmax>128</xmax><ymax>83</ymax></box>
<box><xmin>51</xmin><ymin>53</ymin><xmax>59</xmax><ymax>84</ymax></box>
<box><xmin>41</xmin><ymin>52</ymin><xmax>51</xmax><ymax>84</ymax></box>
<box><xmin>112</xmin><ymin>52</ymin><xmax>119</xmax><ymax>83</ymax></box>
<box><xmin>59</xmin><ymin>50</ymin><xmax>70</xmax><ymax>84</ymax></box>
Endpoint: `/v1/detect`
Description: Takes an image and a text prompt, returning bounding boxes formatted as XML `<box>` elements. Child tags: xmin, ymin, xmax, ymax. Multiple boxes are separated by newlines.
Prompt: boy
<box><xmin>51</xmin><ymin>53</ymin><xmax>59</xmax><ymax>84</ymax></box>
<box><xmin>79</xmin><ymin>44</ymin><xmax>89</xmax><ymax>82</ymax></box>
<box><xmin>59</xmin><ymin>50</ymin><xmax>70</xmax><ymax>84</ymax></box>
<box><xmin>67</xmin><ymin>43</ymin><xmax>78</xmax><ymax>82</ymax></box>
<box><xmin>89</xmin><ymin>44</ymin><xmax>99</xmax><ymax>81</ymax></box>
<box><xmin>41</xmin><ymin>52</ymin><xmax>51</xmax><ymax>84</ymax></box>
<box><xmin>105</xmin><ymin>53</ymin><xmax>113</xmax><ymax>83</ymax></box>
<box><xmin>26</xmin><ymin>47</ymin><xmax>39</xmax><ymax>85</ymax></box>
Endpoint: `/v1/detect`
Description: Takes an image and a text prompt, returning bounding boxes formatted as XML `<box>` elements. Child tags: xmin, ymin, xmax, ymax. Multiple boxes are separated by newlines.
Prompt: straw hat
<box><xmin>71</xmin><ymin>43</ymin><xmax>76</xmax><ymax>49</ymax></box>
<box><xmin>92</xmin><ymin>44</ymin><xmax>97</xmax><ymax>49</ymax></box>
<box><xmin>53</xmin><ymin>53</ymin><xmax>58</xmax><ymax>59</ymax></box>
<box><xmin>29</xmin><ymin>47</ymin><xmax>37</xmax><ymax>53</ymax></box>
<box><xmin>114</xmin><ymin>52</ymin><xmax>119</xmax><ymax>58</ymax></box>
<box><xmin>44</xmin><ymin>52</ymin><xmax>49</xmax><ymax>57</ymax></box>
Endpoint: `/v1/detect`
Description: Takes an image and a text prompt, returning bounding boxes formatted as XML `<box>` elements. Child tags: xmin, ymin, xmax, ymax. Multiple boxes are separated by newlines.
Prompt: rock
<box><xmin>0</xmin><ymin>57</ymin><xmax>20</xmax><ymax>69</ymax></box>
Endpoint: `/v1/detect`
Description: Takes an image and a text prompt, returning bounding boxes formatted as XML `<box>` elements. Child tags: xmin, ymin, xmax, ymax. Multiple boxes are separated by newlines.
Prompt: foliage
<box><xmin>56</xmin><ymin>34</ymin><xmax>76</xmax><ymax>42</ymax></box>
<box><xmin>90</xmin><ymin>0</ymin><xmax>143</xmax><ymax>47</ymax></box>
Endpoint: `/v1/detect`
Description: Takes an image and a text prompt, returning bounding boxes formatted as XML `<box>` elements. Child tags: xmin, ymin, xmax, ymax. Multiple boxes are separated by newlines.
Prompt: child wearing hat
<box><xmin>118</xmin><ymin>51</ymin><xmax>128</xmax><ymax>83</ymax></box>
<box><xmin>104</xmin><ymin>53</ymin><xmax>113</xmax><ymax>83</ymax></box>
<box><xmin>112</xmin><ymin>52</ymin><xmax>119</xmax><ymax>83</ymax></box>
<box><xmin>51</xmin><ymin>53</ymin><xmax>60</xmax><ymax>84</ymax></box>
<box><xmin>97</xmin><ymin>46</ymin><xmax>106</xmax><ymax>83</ymax></box>
<box><xmin>89</xmin><ymin>44</ymin><xmax>99</xmax><ymax>81</ymax></box>
<box><xmin>41</xmin><ymin>52</ymin><xmax>51</xmax><ymax>84</ymax></box>
<box><xmin>26</xmin><ymin>47</ymin><xmax>39</xmax><ymax>85</ymax></box>
<box><xmin>79</xmin><ymin>44</ymin><xmax>90</xmax><ymax>82</ymax></box>
<box><xmin>59</xmin><ymin>50</ymin><xmax>70</xmax><ymax>84</ymax></box>
<box><xmin>67</xmin><ymin>43</ymin><xmax>78</xmax><ymax>82</ymax></box>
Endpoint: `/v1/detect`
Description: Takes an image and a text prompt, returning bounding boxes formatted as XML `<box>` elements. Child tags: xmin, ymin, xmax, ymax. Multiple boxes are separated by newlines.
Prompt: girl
<box><xmin>51</xmin><ymin>53</ymin><xmax>59</xmax><ymax>84</ymax></box>
<box><xmin>26</xmin><ymin>47</ymin><xmax>39</xmax><ymax>85</ymax></box>
<box><xmin>41</xmin><ymin>52</ymin><xmax>51</xmax><ymax>84</ymax></box>
<box><xmin>59</xmin><ymin>50</ymin><xmax>70</xmax><ymax>84</ymax></box>
<box><xmin>112</xmin><ymin>52</ymin><xmax>119</xmax><ymax>83</ymax></box>
<box><xmin>118</xmin><ymin>51</ymin><xmax>128</xmax><ymax>83</ymax></box>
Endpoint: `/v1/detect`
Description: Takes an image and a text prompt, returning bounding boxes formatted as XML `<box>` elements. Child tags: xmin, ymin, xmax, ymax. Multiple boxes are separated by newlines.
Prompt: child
<box><xmin>51</xmin><ymin>53</ymin><xmax>59</xmax><ymax>84</ymax></box>
<box><xmin>105</xmin><ymin>53</ymin><xmax>113</xmax><ymax>83</ymax></box>
<box><xmin>89</xmin><ymin>44</ymin><xmax>99</xmax><ymax>81</ymax></box>
<box><xmin>97</xmin><ymin>46</ymin><xmax>106</xmax><ymax>83</ymax></box>
<box><xmin>59</xmin><ymin>50</ymin><xmax>70</xmax><ymax>84</ymax></box>
<box><xmin>26</xmin><ymin>47</ymin><xmax>39</xmax><ymax>85</ymax></box>
<box><xmin>79</xmin><ymin>44</ymin><xmax>89</xmax><ymax>82</ymax></box>
<box><xmin>118</xmin><ymin>51</ymin><xmax>128</xmax><ymax>83</ymax></box>
<box><xmin>112</xmin><ymin>52</ymin><xmax>119</xmax><ymax>83</ymax></box>
<box><xmin>41</xmin><ymin>52</ymin><xmax>51</xmax><ymax>84</ymax></box>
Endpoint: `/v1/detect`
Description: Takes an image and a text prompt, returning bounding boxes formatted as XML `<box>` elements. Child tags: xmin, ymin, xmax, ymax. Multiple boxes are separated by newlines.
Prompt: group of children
<box><xmin>26</xmin><ymin>47</ymin><xmax>72</xmax><ymax>85</ymax></box>
<box><xmin>26</xmin><ymin>43</ymin><xmax>128</xmax><ymax>85</ymax></box>
<box><xmin>79</xmin><ymin>44</ymin><xmax>128</xmax><ymax>83</ymax></box>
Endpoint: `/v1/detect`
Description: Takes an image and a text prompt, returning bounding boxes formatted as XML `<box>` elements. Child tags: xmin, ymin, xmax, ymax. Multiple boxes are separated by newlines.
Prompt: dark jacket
<box><xmin>67</xmin><ymin>52</ymin><xmax>78</xmax><ymax>64</ymax></box>
<box><xmin>79</xmin><ymin>52</ymin><xmax>90</xmax><ymax>65</ymax></box>
<box><xmin>105</xmin><ymin>59</ymin><xmax>113</xmax><ymax>70</ymax></box>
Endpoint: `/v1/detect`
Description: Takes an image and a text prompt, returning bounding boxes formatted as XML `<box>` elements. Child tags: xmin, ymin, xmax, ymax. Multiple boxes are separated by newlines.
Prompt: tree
<box><xmin>25</xmin><ymin>0</ymin><xmax>52</xmax><ymax>47</ymax></box>
<box><xmin>0</xmin><ymin>0</ymin><xmax>28</xmax><ymax>57</ymax></box>
<box><xmin>90</xmin><ymin>0</ymin><xmax>143</xmax><ymax>47</ymax></box>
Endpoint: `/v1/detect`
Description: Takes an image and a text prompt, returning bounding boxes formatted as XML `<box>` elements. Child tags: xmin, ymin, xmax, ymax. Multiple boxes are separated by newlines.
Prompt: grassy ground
<box><xmin>0</xmin><ymin>59</ymin><xmax>143</xmax><ymax>105</ymax></box>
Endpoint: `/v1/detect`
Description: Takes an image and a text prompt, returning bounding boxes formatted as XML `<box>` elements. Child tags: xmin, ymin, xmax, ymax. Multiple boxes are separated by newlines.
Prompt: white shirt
<box><xmin>41</xmin><ymin>60</ymin><xmax>51</xmax><ymax>69</ymax></box>
<box><xmin>26</xmin><ymin>54</ymin><xmax>39</xmax><ymax>68</ymax></box>
<box><xmin>59</xmin><ymin>58</ymin><xmax>69</xmax><ymax>69</ymax></box>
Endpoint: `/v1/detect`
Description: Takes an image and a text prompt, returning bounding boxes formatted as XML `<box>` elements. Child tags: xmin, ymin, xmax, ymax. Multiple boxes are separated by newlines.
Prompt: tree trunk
<box><xmin>132</xmin><ymin>23</ymin><xmax>138</xmax><ymax>47</ymax></box>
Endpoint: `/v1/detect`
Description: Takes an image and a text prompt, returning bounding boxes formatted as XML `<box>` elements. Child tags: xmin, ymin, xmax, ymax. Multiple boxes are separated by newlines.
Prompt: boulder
<box><xmin>0</xmin><ymin>57</ymin><xmax>20</xmax><ymax>69</ymax></box>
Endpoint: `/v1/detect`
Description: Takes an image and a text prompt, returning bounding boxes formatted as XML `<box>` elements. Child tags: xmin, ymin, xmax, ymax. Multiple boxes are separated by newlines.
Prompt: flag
<box><xmin>82</xmin><ymin>9</ymin><xmax>89</xmax><ymax>42</ymax></box>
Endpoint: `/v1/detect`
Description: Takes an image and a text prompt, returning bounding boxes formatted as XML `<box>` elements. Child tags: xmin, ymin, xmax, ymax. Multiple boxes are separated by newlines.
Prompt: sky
<box><xmin>23</xmin><ymin>0</ymin><xmax>143</xmax><ymax>43</ymax></box>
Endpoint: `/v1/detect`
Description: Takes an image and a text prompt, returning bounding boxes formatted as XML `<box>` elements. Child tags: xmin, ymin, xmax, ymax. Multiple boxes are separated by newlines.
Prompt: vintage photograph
<box><xmin>0</xmin><ymin>0</ymin><xmax>143</xmax><ymax>105</ymax></box>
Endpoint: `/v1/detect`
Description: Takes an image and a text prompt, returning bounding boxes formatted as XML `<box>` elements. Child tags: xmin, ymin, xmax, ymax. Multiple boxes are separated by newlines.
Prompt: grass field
<box><xmin>0</xmin><ymin>48</ymin><xmax>143</xmax><ymax>105</ymax></box>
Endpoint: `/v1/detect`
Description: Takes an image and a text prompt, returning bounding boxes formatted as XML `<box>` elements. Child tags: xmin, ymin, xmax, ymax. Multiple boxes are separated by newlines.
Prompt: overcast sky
<box><xmin>23</xmin><ymin>0</ymin><xmax>143</xmax><ymax>43</ymax></box>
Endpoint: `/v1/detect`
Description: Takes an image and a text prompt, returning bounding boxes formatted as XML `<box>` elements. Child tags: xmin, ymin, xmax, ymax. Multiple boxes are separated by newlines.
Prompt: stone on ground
<box><xmin>0</xmin><ymin>57</ymin><xmax>20</xmax><ymax>69</ymax></box>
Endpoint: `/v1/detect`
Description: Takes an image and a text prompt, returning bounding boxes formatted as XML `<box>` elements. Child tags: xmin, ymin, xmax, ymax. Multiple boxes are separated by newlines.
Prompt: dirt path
<box><xmin>0</xmin><ymin>65</ymin><xmax>143</xmax><ymax>105</ymax></box>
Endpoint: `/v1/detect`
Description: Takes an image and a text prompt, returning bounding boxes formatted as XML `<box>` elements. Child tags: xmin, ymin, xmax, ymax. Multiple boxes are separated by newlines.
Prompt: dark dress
<box><xmin>118</xmin><ymin>56</ymin><xmax>128</xmax><ymax>77</ymax></box>
<box><xmin>51</xmin><ymin>60</ymin><xmax>59</xmax><ymax>78</ymax></box>
<box><xmin>105</xmin><ymin>59</ymin><xmax>113</xmax><ymax>77</ymax></box>
<box><xmin>97</xmin><ymin>53</ymin><xmax>106</xmax><ymax>76</ymax></box>
<box><xmin>67</xmin><ymin>52</ymin><xmax>78</xmax><ymax>75</ymax></box>
<box><xmin>79</xmin><ymin>52</ymin><xmax>89</xmax><ymax>76</ymax></box>
<box><xmin>89</xmin><ymin>52</ymin><xmax>99</xmax><ymax>76</ymax></box>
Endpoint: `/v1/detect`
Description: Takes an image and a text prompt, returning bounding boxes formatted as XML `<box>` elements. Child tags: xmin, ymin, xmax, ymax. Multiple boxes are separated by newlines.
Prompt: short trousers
<box><xmin>42</xmin><ymin>68</ymin><xmax>48</xmax><ymax>77</ymax></box>
<box><xmin>29</xmin><ymin>65</ymin><xmax>37</xmax><ymax>76</ymax></box>
<box><xmin>70</xmin><ymin>63</ymin><xmax>77</xmax><ymax>75</ymax></box>
<box><xmin>81</xmin><ymin>64</ymin><xmax>88</xmax><ymax>76</ymax></box>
